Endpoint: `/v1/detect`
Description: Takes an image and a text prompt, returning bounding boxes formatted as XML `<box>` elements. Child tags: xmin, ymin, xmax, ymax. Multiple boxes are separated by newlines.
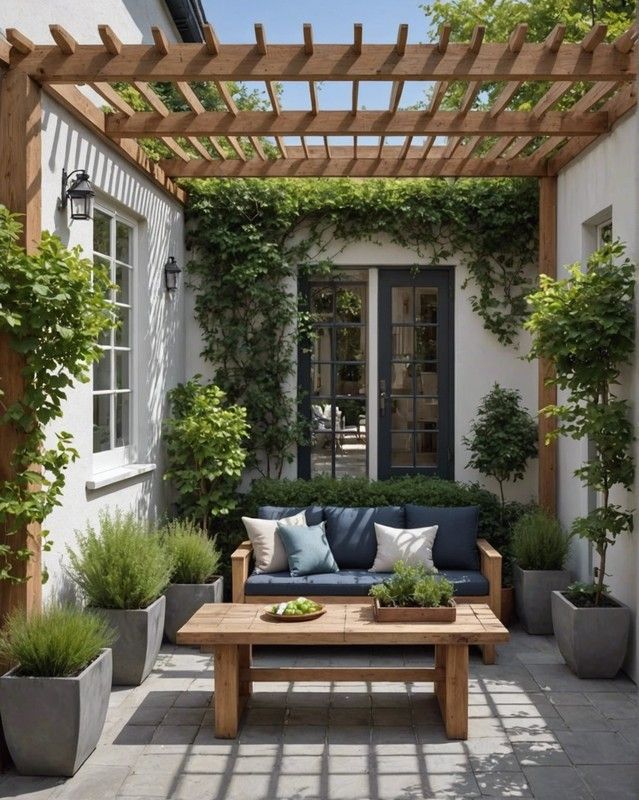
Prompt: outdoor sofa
<box><xmin>232</xmin><ymin>505</ymin><xmax>502</xmax><ymax>663</ymax></box>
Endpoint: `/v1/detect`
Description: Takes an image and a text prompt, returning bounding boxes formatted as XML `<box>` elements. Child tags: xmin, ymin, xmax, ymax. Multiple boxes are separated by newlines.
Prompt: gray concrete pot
<box><xmin>0</xmin><ymin>648</ymin><xmax>112</xmax><ymax>776</ymax></box>
<box><xmin>98</xmin><ymin>595</ymin><xmax>165</xmax><ymax>686</ymax></box>
<box><xmin>513</xmin><ymin>565</ymin><xmax>571</xmax><ymax>634</ymax></box>
<box><xmin>164</xmin><ymin>576</ymin><xmax>223</xmax><ymax>644</ymax></box>
<box><xmin>551</xmin><ymin>590</ymin><xmax>631</xmax><ymax>678</ymax></box>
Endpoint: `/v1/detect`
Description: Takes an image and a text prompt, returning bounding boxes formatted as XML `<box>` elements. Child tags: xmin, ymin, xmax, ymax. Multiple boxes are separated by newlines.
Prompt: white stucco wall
<box><xmin>185</xmin><ymin>232</ymin><xmax>539</xmax><ymax>500</ymax></box>
<box><xmin>556</xmin><ymin>111</ymin><xmax>638</xmax><ymax>681</ymax></box>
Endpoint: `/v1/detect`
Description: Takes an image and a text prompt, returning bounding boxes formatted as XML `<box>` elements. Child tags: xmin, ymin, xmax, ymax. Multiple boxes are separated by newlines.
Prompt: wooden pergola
<box><xmin>0</xmin><ymin>20</ymin><xmax>636</xmax><ymax>614</ymax></box>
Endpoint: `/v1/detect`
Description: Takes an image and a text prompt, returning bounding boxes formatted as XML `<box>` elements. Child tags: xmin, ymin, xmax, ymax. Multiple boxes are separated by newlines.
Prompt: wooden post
<box><xmin>538</xmin><ymin>176</ymin><xmax>558</xmax><ymax>515</ymax></box>
<box><xmin>0</xmin><ymin>67</ymin><xmax>43</xmax><ymax>617</ymax></box>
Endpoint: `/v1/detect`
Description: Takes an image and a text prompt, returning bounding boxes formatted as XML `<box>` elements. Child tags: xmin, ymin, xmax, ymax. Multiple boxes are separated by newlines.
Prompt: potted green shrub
<box><xmin>0</xmin><ymin>605</ymin><xmax>114</xmax><ymax>776</ymax></box>
<box><xmin>67</xmin><ymin>511</ymin><xmax>172</xmax><ymax>685</ymax></box>
<box><xmin>527</xmin><ymin>241</ymin><xmax>634</xmax><ymax>677</ymax></box>
<box><xmin>161</xmin><ymin>519</ymin><xmax>223</xmax><ymax>643</ymax></box>
<box><xmin>512</xmin><ymin>511</ymin><xmax>571</xmax><ymax>634</ymax></box>
<box><xmin>369</xmin><ymin>562</ymin><xmax>456</xmax><ymax>622</ymax></box>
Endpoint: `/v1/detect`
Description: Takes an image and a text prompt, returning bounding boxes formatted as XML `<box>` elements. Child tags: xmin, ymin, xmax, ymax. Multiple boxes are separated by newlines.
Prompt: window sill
<box><xmin>86</xmin><ymin>463</ymin><xmax>156</xmax><ymax>491</ymax></box>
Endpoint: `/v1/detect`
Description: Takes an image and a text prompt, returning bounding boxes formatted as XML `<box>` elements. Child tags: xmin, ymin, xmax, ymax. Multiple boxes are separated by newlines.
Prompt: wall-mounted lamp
<box><xmin>164</xmin><ymin>256</ymin><xmax>181</xmax><ymax>292</ymax></box>
<box><xmin>58</xmin><ymin>168</ymin><xmax>95</xmax><ymax>220</ymax></box>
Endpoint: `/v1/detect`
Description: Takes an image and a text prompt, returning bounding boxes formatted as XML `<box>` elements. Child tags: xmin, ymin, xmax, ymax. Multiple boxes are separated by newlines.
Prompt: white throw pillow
<box><xmin>242</xmin><ymin>512</ymin><xmax>306</xmax><ymax>573</ymax></box>
<box><xmin>369</xmin><ymin>522</ymin><xmax>439</xmax><ymax>573</ymax></box>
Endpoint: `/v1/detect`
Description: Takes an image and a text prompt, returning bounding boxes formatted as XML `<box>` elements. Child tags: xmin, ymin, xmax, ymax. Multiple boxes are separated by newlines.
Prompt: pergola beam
<box><xmin>105</xmin><ymin>109</ymin><xmax>610</xmax><ymax>138</ymax></box>
<box><xmin>158</xmin><ymin>154</ymin><xmax>547</xmax><ymax>178</ymax></box>
<box><xmin>10</xmin><ymin>41</ymin><xmax>635</xmax><ymax>83</ymax></box>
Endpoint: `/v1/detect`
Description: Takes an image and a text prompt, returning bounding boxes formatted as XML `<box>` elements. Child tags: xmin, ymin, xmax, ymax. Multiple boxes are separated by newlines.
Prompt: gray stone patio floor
<box><xmin>1</xmin><ymin>625</ymin><xmax>637</xmax><ymax>800</ymax></box>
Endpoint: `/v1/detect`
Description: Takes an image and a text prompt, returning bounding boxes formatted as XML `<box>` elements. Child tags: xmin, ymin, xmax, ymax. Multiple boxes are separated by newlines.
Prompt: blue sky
<box><xmin>201</xmin><ymin>1</ymin><xmax>438</xmax><ymax>147</ymax></box>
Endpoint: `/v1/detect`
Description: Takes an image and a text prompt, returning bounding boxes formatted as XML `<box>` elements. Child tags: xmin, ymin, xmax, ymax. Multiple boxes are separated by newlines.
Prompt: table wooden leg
<box><xmin>434</xmin><ymin>644</ymin><xmax>447</xmax><ymax>717</ymax></box>
<box><xmin>214</xmin><ymin>644</ymin><xmax>240</xmax><ymax>738</ymax></box>
<box><xmin>239</xmin><ymin>644</ymin><xmax>252</xmax><ymax>705</ymax></box>
<box><xmin>442</xmin><ymin>645</ymin><xmax>469</xmax><ymax>740</ymax></box>
<box><xmin>481</xmin><ymin>644</ymin><xmax>496</xmax><ymax>665</ymax></box>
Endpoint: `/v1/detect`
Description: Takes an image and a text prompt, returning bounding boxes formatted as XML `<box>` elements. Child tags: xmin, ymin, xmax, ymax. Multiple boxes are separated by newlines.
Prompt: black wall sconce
<box><xmin>58</xmin><ymin>168</ymin><xmax>95</xmax><ymax>220</ymax></box>
<box><xmin>164</xmin><ymin>256</ymin><xmax>181</xmax><ymax>292</ymax></box>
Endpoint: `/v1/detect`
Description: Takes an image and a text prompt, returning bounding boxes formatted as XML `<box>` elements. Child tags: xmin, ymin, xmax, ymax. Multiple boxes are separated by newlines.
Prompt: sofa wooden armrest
<box><xmin>477</xmin><ymin>538</ymin><xmax>502</xmax><ymax>621</ymax></box>
<box><xmin>231</xmin><ymin>541</ymin><xmax>253</xmax><ymax>603</ymax></box>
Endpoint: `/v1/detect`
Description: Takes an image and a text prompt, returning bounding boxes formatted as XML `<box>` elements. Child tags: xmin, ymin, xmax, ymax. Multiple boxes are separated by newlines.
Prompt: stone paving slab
<box><xmin>0</xmin><ymin>628</ymin><xmax>637</xmax><ymax>800</ymax></box>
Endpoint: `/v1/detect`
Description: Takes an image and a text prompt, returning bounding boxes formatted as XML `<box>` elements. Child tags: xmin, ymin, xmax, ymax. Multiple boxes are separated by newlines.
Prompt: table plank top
<box><xmin>177</xmin><ymin>602</ymin><xmax>510</xmax><ymax>646</ymax></box>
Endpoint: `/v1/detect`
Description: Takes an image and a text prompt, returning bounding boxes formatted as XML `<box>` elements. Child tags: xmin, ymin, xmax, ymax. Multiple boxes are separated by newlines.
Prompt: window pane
<box><xmin>115</xmin><ymin>221</ymin><xmax>133</xmax><ymax>264</ymax></box>
<box><xmin>415</xmin><ymin>327</ymin><xmax>437</xmax><ymax>360</ymax></box>
<box><xmin>115</xmin><ymin>264</ymin><xmax>131</xmax><ymax>305</ymax></box>
<box><xmin>415</xmin><ymin>288</ymin><xmax>438</xmax><ymax>323</ymax></box>
<box><xmin>336</xmin><ymin>327</ymin><xmax>365</xmax><ymax>361</ymax></box>
<box><xmin>391</xmin><ymin>363</ymin><xmax>413</xmax><ymax>395</ymax></box>
<box><xmin>115</xmin><ymin>306</ymin><xmax>130</xmax><ymax>347</ymax></box>
<box><xmin>311</xmin><ymin>435</ymin><xmax>333</xmax><ymax>476</ymax></box>
<box><xmin>391</xmin><ymin>397</ymin><xmax>413</xmax><ymax>430</ymax></box>
<box><xmin>312</xmin><ymin>327</ymin><xmax>332</xmax><ymax>361</ymax></box>
<box><xmin>93</xmin><ymin>350</ymin><xmax>111</xmax><ymax>391</ymax></box>
<box><xmin>115</xmin><ymin>393</ymin><xmax>130</xmax><ymax>447</ymax></box>
<box><xmin>93</xmin><ymin>210</ymin><xmax>111</xmax><ymax>256</ymax></box>
<box><xmin>416</xmin><ymin>398</ymin><xmax>438</xmax><ymax>428</ymax></box>
<box><xmin>416</xmin><ymin>432</ymin><xmax>437</xmax><ymax>466</ymax></box>
<box><xmin>93</xmin><ymin>395</ymin><xmax>111</xmax><ymax>452</ymax></box>
<box><xmin>392</xmin><ymin>326</ymin><xmax>414</xmax><ymax>358</ymax></box>
<box><xmin>311</xmin><ymin>363</ymin><xmax>332</xmax><ymax>396</ymax></box>
<box><xmin>391</xmin><ymin>432</ymin><xmax>413</xmax><ymax>467</ymax></box>
<box><xmin>417</xmin><ymin>367</ymin><xmax>438</xmax><ymax>396</ymax></box>
<box><xmin>392</xmin><ymin>287</ymin><xmax>413</xmax><ymax>323</ymax></box>
<box><xmin>336</xmin><ymin>286</ymin><xmax>366</xmax><ymax>323</ymax></box>
<box><xmin>310</xmin><ymin>287</ymin><xmax>333</xmax><ymax>321</ymax></box>
<box><xmin>115</xmin><ymin>351</ymin><xmax>129</xmax><ymax>390</ymax></box>
<box><xmin>336</xmin><ymin>364</ymin><xmax>365</xmax><ymax>396</ymax></box>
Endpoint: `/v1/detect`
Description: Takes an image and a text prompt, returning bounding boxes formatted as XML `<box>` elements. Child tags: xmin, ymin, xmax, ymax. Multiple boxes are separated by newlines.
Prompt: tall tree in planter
<box><xmin>464</xmin><ymin>384</ymin><xmax>538</xmax><ymax>510</ymax></box>
<box><xmin>163</xmin><ymin>378</ymin><xmax>249</xmax><ymax>530</ymax></box>
<box><xmin>526</xmin><ymin>241</ymin><xmax>635</xmax><ymax>607</ymax></box>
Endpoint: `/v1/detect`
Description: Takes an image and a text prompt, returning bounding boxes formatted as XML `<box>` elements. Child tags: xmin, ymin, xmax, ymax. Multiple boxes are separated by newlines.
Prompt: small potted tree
<box><xmin>464</xmin><ymin>384</ymin><xmax>538</xmax><ymax>621</ymax></box>
<box><xmin>162</xmin><ymin>519</ymin><xmax>223</xmax><ymax>643</ymax></box>
<box><xmin>0</xmin><ymin>605</ymin><xmax>114</xmax><ymax>776</ymax></box>
<box><xmin>67</xmin><ymin>511</ymin><xmax>172</xmax><ymax>685</ymax></box>
<box><xmin>526</xmin><ymin>241</ymin><xmax>634</xmax><ymax>677</ymax></box>
<box><xmin>512</xmin><ymin>511</ymin><xmax>571</xmax><ymax>634</ymax></box>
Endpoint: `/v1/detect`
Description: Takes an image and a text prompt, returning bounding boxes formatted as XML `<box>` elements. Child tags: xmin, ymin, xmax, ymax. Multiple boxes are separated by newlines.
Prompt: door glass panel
<box><xmin>312</xmin><ymin>327</ymin><xmax>332</xmax><ymax>361</ymax></box>
<box><xmin>416</xmin><ymin>432</ymin><xmax>438</xmax><ymax>466</ymax></box>
<box><xmin>310</xmin><ymin>286</ymin><xmax>334</xmax><ymax>321</ymax></box>
<box><xmin>391</xmin><ymin>363</ymin><xmax>413</xmax><ymax>395</ymax></box>
<box><xmin>417</xmin><ymin>366</ymin><xmax>438</xmax><ymax>395</ymax></box>
<box><xmin>392</xmin><ymin>287</ymin><xmax>413</xmax><ymax>323</ymax></box>
<box><xmin>336</xmin><ymin>286</ymin><xmax>366</xmax><ymax>322</ymax></box>
<box><xmin>415</xmin><ymin>288</ymin><xmax>438</xmax><ymax>323</ymax></box>
<box><xmin>416</xmin><ymin>398</ymin><xmax>438</xmax><ymax>428</ymax></box>
<box><xmin>336</xmin><ymin>327</ymin><xmax>366</xmax><ymax>361</ymax></box>
<box><xmin>311</xmin><ymin>363</ymin><xmax>332</xmax><ymax>396</ymax></box>
<box><xmin>391</xmin><ymin>397</ymin><xmax>413</xmax><ymax>430</ymax></box>
<box><xmin>335</xmin><ymin>364</ymin><xmax>365</xmax><ymax>396</ymax></box>
<box><xmin>415</xmin><ymin>327</ymin><xmax>437</xmax><ymax>360</ymax></box>
<box><xmin>392</xmin><ymin>326</ymin><xmax>414</xmax><ymax>358</ymax></box>
<box><xmin>391</xmin><ymin>432</ymin><xmax>413</xmax><ymax>467</ymax></box>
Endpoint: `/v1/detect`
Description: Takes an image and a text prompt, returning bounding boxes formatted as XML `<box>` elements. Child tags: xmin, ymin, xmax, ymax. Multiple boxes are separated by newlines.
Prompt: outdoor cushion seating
<box><xmin>233</xmin><ymin>504</ymin><xmax>503</xmax><ymax>664</ymax></box>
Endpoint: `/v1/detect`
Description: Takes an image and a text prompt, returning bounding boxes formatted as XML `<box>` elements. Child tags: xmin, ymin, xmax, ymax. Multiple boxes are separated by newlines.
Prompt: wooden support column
<box><xmin>538</xmin><ymin>176</ymin><xmax>558</xmax><ymax>515</ymax></box>
<box><xmin>0</xmin><ymin>67</ymin><xmax>43</xmax><ymax>618</ymax></box>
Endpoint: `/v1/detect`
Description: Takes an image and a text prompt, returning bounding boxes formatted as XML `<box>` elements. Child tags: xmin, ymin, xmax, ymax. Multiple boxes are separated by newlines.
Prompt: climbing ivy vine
<box><xmin>186</xmin><ymin>177</ymin><xmax>539</xmax><ymax>477</ymax></box>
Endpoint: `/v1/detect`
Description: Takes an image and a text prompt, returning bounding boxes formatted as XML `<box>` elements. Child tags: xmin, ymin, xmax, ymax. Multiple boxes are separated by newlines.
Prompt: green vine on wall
<box><xmin>186</xmin><ymin>177</ymin><xmax>539</xmax><ymax>477</ymax></box>
<box><xmin>0</xmin><ymin>207</ymin><xmax>116</xmax><ymax>583</ymax></box>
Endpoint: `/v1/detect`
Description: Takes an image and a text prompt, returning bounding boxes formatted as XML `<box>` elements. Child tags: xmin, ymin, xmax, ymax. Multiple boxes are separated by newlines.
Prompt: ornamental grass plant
<box><xmin>511</xmin><ymin>511</ymin><xmax>571</xmax><ymax>571</ymax></box>
<box><xmin>0</xmin><ymin>604</ymin><xmax>114</xmax><ymax>678</ymax></box>
<box><xmin>67</xmin><ymin>511</ymin><xmax>172</xmax><ymax>609</ymax></box>
<box><xmin>162</xmin><ymin>519</ymin><xmax>221</xmax><ymax>584</ymax></box>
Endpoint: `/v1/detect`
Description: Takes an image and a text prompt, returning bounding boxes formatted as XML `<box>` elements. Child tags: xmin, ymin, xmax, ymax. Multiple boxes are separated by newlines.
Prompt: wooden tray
<box><xmin>373</xmin><ymin>599</ymin><xmax>457</xmax><ymax>623</ymax></box>
<box><xmin>262</xmin><ymin>606</ymin><xmax>326</xmax><ymax>622</ymax></box>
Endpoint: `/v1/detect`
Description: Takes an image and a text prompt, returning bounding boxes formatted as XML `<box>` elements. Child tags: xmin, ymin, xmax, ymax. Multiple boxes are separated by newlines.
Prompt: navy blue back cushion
<box><xmin>257</xmin><ymin>506</ymin><xmax>324</xmax><ymax>526</ymax></box>
<box><xmin>323</xmin><ymin>506</ymin><xmax>405</xmax><ymax>569</ymax></box>
<box><xmin>405</xmin><ymin>505</ymin><xmax>479</xmax><ymax>570</ymax></box>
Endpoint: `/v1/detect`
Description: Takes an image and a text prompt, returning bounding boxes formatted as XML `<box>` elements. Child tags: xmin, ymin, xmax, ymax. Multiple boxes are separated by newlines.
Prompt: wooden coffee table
<box><xmin>177</xmin><ymin>602</ymin><xmax>509</xmax><ymax>740</ymax></box>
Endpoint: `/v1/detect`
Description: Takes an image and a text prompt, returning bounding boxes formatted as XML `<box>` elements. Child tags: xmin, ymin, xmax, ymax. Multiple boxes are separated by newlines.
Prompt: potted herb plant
<box><xmin>161</xmin><ymin>519</ymin><xmax>223</xmax><ymax>643</ymax></box>
<box><xmin>512</xmin><ymin>511</ymin><xmax>571</xmax><ymax>634</ymax></box>
<box><xmin>0</xmin><ymin>605</ymin><xmax>114</xmax><ymax>776</ymax></box>
<box><xmin>369</xmin><ymin>562</ymin><xmax>456</xmax><ymax>622</ymax></box>
<box><xmin>526</xmin><ymin>241</ymin><xmax>634</xmax><ymax>678</ymax></box>
<box><xmin>67</xmin><ymin>511</ymin><xmax>172</xmax><ymax>685</ymax></box>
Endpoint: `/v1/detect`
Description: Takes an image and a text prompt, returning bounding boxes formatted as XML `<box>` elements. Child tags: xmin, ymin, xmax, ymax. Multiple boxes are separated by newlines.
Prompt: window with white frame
<box><xmin>92</xmin><ymin>208</ymin><xmax>135</xmax><ymax>467</ymax></box>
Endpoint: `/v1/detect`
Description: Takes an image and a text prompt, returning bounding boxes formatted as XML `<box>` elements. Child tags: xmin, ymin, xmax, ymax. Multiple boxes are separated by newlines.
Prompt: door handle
<box><xmin>379</xmin><ymin>379</ymin><xmax>387</xmax><ymax>415</ymax></box>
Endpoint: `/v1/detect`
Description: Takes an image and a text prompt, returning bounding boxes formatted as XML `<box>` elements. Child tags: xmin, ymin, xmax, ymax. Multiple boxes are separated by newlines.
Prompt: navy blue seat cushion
<box><xmin>405</xmin><ymin>505</ymin><xmax>480</xmax><ymax>570</ymax></box>
<box><xmin>258</xmin><ymin>505</ymin><xmax>324</xmax><ymax>526</ymax></box>
<box><xmin>245</xmin><ymin>568</ymin><xmax>488</xmax><ymax>597</ymax></box>
<box><xmin>323</xmin><ymin>506</ymin><xmax>405</xmax><ymax>569</ymax></box>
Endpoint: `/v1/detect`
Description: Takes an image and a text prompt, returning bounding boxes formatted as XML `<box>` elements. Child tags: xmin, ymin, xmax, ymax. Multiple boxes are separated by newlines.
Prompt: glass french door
<box><xmin>377</xmin><ymin>269</ymin><xmax>453</xmax><ymax>478</ymax></box>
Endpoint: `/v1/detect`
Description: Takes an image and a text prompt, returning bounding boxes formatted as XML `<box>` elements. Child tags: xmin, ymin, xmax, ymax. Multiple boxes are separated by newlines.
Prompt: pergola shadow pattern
<box><xmin>2</xmin><ymin>20</ymin><xmax>636</xmax><ymax>183</ymax></box>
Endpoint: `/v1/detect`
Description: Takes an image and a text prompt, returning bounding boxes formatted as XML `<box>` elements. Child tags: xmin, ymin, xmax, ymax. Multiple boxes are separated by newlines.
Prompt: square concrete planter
<box><xmin>164</xmin><ymin>576</ymin><xmax>223</xmax><ymax>644</ymax></box>
<box><xmin>513</xmin><ymin>565</ymin><xmax>571</xmax><ymax>634</ymax></box>
<box><xmin>97</xmin><ymin>595</ymin><xmax>165</xmax><ymax>685</ymax></box>
<box><xmin>0</xmin><ymin>648</ymin><xmax>112</xmax><ymax>777</ymax></box>
<box><xmin>551</xmin><ymin>590</ymin><xmax>631</xmax><ymax>678</ymax></box>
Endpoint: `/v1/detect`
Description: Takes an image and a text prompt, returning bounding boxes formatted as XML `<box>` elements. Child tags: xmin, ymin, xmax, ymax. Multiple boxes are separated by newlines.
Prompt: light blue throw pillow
<box><xmin>276</xmin><ymin>522</ymin><xmax>339</xmax><ymax>577</ymax></box>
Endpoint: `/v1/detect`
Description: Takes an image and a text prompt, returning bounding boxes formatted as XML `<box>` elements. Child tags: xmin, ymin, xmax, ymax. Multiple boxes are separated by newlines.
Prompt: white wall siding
<box><xmin>557</xmin><ymin>112</ymin><xmax>638</xmax><ymax>681</ymax></box>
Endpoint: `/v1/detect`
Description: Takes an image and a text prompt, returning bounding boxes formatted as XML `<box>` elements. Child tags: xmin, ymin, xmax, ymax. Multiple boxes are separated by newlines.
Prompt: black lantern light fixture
<box><xmin>58</xmin><ymin>168</ymin><xmax>95</xmax><ymax>220</ymax></box>
<box><xmin>164</xmin><ymin>256</ymin><xmax>181</xmax><ymax>292</ymax></box>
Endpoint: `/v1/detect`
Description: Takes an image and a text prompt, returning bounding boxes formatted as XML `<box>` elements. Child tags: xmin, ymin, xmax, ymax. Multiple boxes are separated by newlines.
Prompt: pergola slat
<box><xmin>151</xmin><ymin>26</ymin><xmax>170</xmax><ymax>55</ymax></box>
<box><xmin>6</xmin><ymin>28</ymin><xmax>34</xmax><ymax>54</ymax></box>
<box><xmin>49</xmin><ymin>24</ymin><xmax>76</xmax><ymax>55</ymax></box>
<box><xmin>91</xmin><ymin>82</ymin><xmax>135</xmax><ymax>115</ymax></box>
<box><xmin>532</xmin><ymin>81</ymin><xmax>573</xmax><ymax>118</ymax></box>
<box><xmin>545</xmin><ymin>24</ymin><xmax>566</xmax><ymax>53</ymax></box>
<box><xmin>508</xmin><ymin>24</ymin><xmax>528</xmax><ymax>54</ymax></box>
<box><xmin>581</xmin><ymin>24</ymin><xmax>607</xmax><ymax>53</ymax></box>
<box><xmin>133</xmin><ymin>81</ymin><xmax>169</xmax><ymax>116</ymax></box>
<box><xmin>489</xmin><ymin>81</ymin><xmax>522</xmax><ymax>117</ymax></box>
<box><xmin>98</xmin><ymin>24</ymin><xmax>122</xmax><ymax>56</ymax></box>
<box><xmin>105</xmin><ymin>109</ymin><xmax>611</xmax><ymax>138</ymax></box>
